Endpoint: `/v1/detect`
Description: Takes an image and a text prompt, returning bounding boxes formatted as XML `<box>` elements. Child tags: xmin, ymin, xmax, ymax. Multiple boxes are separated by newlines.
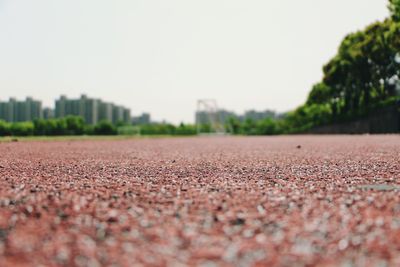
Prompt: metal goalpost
<box><xmin>196</xmin><ymin>99</ymin><xmax>226</xmax><ymax>135</ymax></box>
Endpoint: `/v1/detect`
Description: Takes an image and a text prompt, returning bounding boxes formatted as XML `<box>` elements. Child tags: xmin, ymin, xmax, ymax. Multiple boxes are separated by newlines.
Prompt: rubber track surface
<box><xmin>0</xmin><ymin>136</ymin><xmax>399</xmax><ymax>266</ymax></box>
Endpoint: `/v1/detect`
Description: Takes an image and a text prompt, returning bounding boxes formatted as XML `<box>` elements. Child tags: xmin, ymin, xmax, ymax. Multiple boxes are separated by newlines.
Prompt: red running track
<box><xmin>0</xmin><ymin>135</ymin><xmax>399</xmax><ymax>266</ymax></box>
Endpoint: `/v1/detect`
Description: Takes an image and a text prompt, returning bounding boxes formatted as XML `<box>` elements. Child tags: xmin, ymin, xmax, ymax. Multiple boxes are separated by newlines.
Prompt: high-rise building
<box><xmin>112</xmin><ymin>105</ymin><xmax>124</xmax><ymax>124</ymax></box>
<box><xmin>85</xmin><ymin>98</ymin><xmax>99</xmax><ymax>125</ymax></box>
<box><xmin>1</xmin><ymin>95</ymin><xmax>131</xmax><ymax>125</ymax></box>
<box><xmin>195</xmin><ymin>109</ymin><xmax>278</xmax><ymax>125</ymax></box>
<box><xmin>55</xmin><ymin>95</ymin><xmax>67</xmax><ymax>118</ymax></box>
<box><xmin>0</xmin><ymin>98</ymin><xmax>14</xmax><ymax>122</ymax></box>
<box><xmin>123</xmin><ymin>108</ymin><xmax>131</xmax><ymax>124</ymax></box>
<box><xmin>98</xmin><ymin>101</ymin><xmax>113</xmax><ymax>122</ymax></box>
<box><xmin>132</xmin><ymin>113</ymin><xmax>151</xmax><ymax>125</ymax></box>
<box><xmin>55</xmin><ymin>95</ymin><xmax>98</xmax><ymax>124</ymax></box>
<box><xmin>55</xmin><ymin>95</ymin><xmax>131</xmax><ymax>125</ymax></box>
<box><xmin>0</xmin><ymin>97</ymin><xmax>42</xmax><ymax>122</ymax></box>
<box><xmin>43</xmin><ymin>108</ymin><xmax>55</xmax><ymax>120</ymax></box>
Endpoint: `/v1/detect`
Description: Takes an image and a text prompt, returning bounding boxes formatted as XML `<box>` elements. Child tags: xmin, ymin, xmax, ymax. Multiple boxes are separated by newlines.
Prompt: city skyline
<box><xmin>0</xmin><ymin>0</ymin><xmax>389</xmax><ymax>123</ymax></box>
<box><xmin>0</xmin><ymin>93</ymin><xmax>280</xmax><ymax>125</ymax></box>
<box><xmin>0</xmin><ymin>94</ymin><xmax>131</xmax><ymax>125</ymax></box>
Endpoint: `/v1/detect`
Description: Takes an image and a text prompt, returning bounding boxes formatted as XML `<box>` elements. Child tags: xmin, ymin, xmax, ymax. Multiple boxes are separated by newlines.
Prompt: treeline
<box><xmin>0</xmin><ymin>117</ymin><xmax>119</xmax><ymax>136</ymax></box>
<box><xmin>139</xmin><ymin>123</ymin><xmax>198</xmax><ymax>135</ymax></box>
<box><xmin>226</xmin><ymin>0</ymin><xmax>400</xmax><ymax>135</ymax></box>
<box><xmin>0</xmin><ymin>116</ymin><xmax>201</xmax><ymax>137</ymax></box>
<box><xmin>282</xmin><ymin>0</ymin><xmax>400</xmax><ymax>133</ymax></box>
<box><xmin>225</xmin><ymin>114</ymin><xmax>330</xmax><ymax>135</ymax></box>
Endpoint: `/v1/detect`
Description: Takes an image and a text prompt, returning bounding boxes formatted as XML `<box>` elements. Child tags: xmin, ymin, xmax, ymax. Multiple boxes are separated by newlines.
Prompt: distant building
<box><xmin>98</xmin><ymin>101</ymin><xmax>113</xmax><ymax>122</ymax></box>
<box><xmin>195</xmin><ymin>109</ymin><xmax>236</xmax><ymax>125</ymax></box>
<box><xmin>241</xmin><ymin>110</ymin><xmax>276</xmax><ymax>121</ymax></box>
<box><xmin>195</xmin><ymin>109</ymin><xmax>277</xmax><ymax>125</ymax></box>
<box><xmin>55</xmin><ymin>94</ymin><xmax>99</xmax><ymax>124</ymax></box>
<box><xmin>0</xmin><ymin>97</ymin><xmax>42</xmax><ymax>122</ymax></box>
<box><xmin>55</xmin><ymin>94</ymin><xmax>131</xmax><ymax>125</ymax></box>
<box><xmin>43</xmin><ymin>108</ymin><xmax>54</xmax><ymax>120</ymax></box>
<box><xmin>123</xmin><ymin>108</ymin><xmax>131</xmax><ymax>124</ymax></box>
<box><xmin>112</xmin><ymin>105</ymin><xmax>124</xmax><ymax>124</ymax></box>
<box><xmin>132</xmin><ymin>113</ymin><xmax>151</xmax><ymax>125</ymax></box>
<box><xmin>84</xmin><ymin>96</ymin><xmax>99</xmax><ymax>125</ymax></box>
<box><xmin>0</xmin><ymin>98</ymin><xmax>13</xmax><ymax>122</ymax></box>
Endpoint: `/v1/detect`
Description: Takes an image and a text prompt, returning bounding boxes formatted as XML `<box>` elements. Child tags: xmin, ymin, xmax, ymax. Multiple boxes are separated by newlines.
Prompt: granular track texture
<box><xmin>0</xmin><ymin>135</ymin><xmax>399</xmax><ymax>266</ymax></box>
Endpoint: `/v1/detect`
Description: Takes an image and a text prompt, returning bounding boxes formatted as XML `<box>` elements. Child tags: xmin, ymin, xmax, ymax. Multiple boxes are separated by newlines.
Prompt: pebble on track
<box><xmin>0</xmin><ymin>135</ymin><xmax>399</xmax><ymax>266</ymax></box>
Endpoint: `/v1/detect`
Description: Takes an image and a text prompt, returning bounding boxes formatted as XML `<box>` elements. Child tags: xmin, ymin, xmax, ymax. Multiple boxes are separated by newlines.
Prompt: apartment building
<box><xmin>55</xmin><ymin>94</ymin><xmax>131</xmax><ymax>125</ymax></box>
<box><xmin>0</xmin><ymin>97</ymin><xmax>43</xmax><ymax>122</ymax></box>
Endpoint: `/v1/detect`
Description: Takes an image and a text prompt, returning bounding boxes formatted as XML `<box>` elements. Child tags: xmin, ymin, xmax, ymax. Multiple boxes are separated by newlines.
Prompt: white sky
<box><xmin>0</xmin><ymin>0</ymin><xmax>389</xmax><ymax>123</ymax></box>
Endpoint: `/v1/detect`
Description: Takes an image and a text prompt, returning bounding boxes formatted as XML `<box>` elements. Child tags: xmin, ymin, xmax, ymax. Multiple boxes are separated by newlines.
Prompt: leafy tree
<box><xmin>389</xmin><ymin>0</ymin><xmax>400</xmax><ymax>21</ymax></box>
<box><xmin>115</xmin><ymin>120</ymin><xmax>128</xmax><ymax>127</ymax></box>
<box><xmin>10</xmin><ymin>122</ymin><xmax>34</xmax><ymax>136</ymax></box>
<box><xmin>54</xmin><ymin>119</ymin><xmax>68</xmax><ymax>135</ymax></box>
<box><xmin>306</xmin><ymin>83</ymin><xmax>332</xmax><ymax>105</ymax></box>
<box><xmin>84</xmin><ymin>125</ymin><xmax>95</xmax><ymax>135</ymax></box>
<box><xmin>227</xmin><ymin>117</ymin><xmax>241</xmax><ymax>134</ymax></box>
<box><xmin>257</xmin><ymin>118</ymin><xmax>280</xmax><ymax>135</ymax></box>
<box><xmin>117</xmin><ymin>125</ymin><xmax>140</xmax><ymax>135</ymax></box>
<box><xmin>140</xmin><ymin>123</ymin><xmax>175</xmax><ymax>135</ymax></box>
<box><xmin>65</xmin><ymin>116</ymin><xmax>85</xmax><ymax>135</ymax></box>
<box><xmin>174</xmin><ymin>123</ymin><xmax>197</xmax><ymax>135</ymax></box>
<box><xmin>33</xmin><ymin>118</ymin><xmax>60</xmax><ymax>135</ymax></box>
<box><xmin>320</xmin><ymin>13</ymin><xmax>400</xmax><ymax>121</ymax></box>
<box><xmin>0</xmin><ymin>120</ymin><xmax>11</xmax><ymax>136</ymax></box>
<box><xmin>33</xmin><ymin>119</ymin><xmax>46</xmax><ymax>135</ymax></box>
<box><xmin>94</xmin><ymin>120</ymin><xmax>117</xmax><ymax>135</ymax></box>
<box><xmin>197</xmin><ymin>124</ymin><xmax>212</xmax><ymax>134</ymax></box>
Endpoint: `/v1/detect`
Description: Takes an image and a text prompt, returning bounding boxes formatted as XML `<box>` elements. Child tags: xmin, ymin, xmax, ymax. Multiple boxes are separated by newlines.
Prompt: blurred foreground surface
<box><xmin>0</xmin><ymin>136</ymin><xmax>399</xmax><ymax>266</ymax></box>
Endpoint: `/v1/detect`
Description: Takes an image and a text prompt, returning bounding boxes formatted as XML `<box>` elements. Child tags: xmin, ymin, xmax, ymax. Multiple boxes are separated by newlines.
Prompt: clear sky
<box><xmin>0</xmin><ymin>0</ymin><xmax>389</xmax><ymax>123</ymax></box>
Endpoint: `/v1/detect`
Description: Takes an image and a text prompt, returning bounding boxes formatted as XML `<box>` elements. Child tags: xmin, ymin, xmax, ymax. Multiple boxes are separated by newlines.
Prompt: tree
<box><xmin>321</xmin><ymin>18</ymin><xmax>400</xmax><ymax>117</ymax></box>
<box><xmin>10</xmin><ymin>122</ymin><xmax>34</xmax><ymax>136</ymax></box>
<box><xmin>174</xmin><ymin>123</ymin><xmax>197</xmax><ymax>135</ymax></box>
<box><xmin>65</xmin><ymin>116</ymin><xmax>85</xmax><ymax>135</ymax></box>
<box><xmin>227</xmin><ymin>117</ymin><xmax>241</xmax><ymax>134</ymax></box>
<box><xmin>389</xmin><ymin>0</ymin><xmax>400</xmax><ymax>21</ymax></box>
<box><xmin>257</xmin><ymin>118</ymin><xmax>280</xmax><ymax>135</ymax></box>
<box><xmin>94</xmin><ymin>121</ymin><xmax>117</xmax><ymax>135</ymax></box>
<box><xmin>306</xmin><ymin>83</ymin><xmax>332</xmax><ymax>105</ymax></box>
<box><xmin>0</xmin><ymin>120</ymin><xmax>11</xmax><ymax>136</ymax></box>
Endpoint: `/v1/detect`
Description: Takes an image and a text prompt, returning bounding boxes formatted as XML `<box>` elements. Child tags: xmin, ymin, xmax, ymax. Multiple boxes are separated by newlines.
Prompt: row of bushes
<box><xmin>1</xmin><ymin>100</ymin><xmax>398</xmax><ymax>138</ymax></box>
<box><xmin>139</xmin><ymin>123</ymin><xmax>199</xmax><ymax>135</ymax></box>
<box><xmin>225</xmin><ymin>1</ymin><xmax>398</xmax><ymax>135</ymax></box>
<box><xmin>0</xmin><ymin>117</ymin><xmax>118</xmax><ymax>136</ymax></box>
<box><xmin>224</xmin><ymin>96</ymin><xmax>399</xmax><ymax>135</ymax></box>
<box><xmin>286</xmin><ymin>1</ymin><xmax>400</xmax><ymax>133</ymax></box>
<box><xmin>1</xmin><ymin>98</ymin><xmax>397</xmax><ymax>137</ymax></box>
<box><xmin>0</xmin><ymin>116</ymin><xmax>204</xmax><ymax>137</ymax></box>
